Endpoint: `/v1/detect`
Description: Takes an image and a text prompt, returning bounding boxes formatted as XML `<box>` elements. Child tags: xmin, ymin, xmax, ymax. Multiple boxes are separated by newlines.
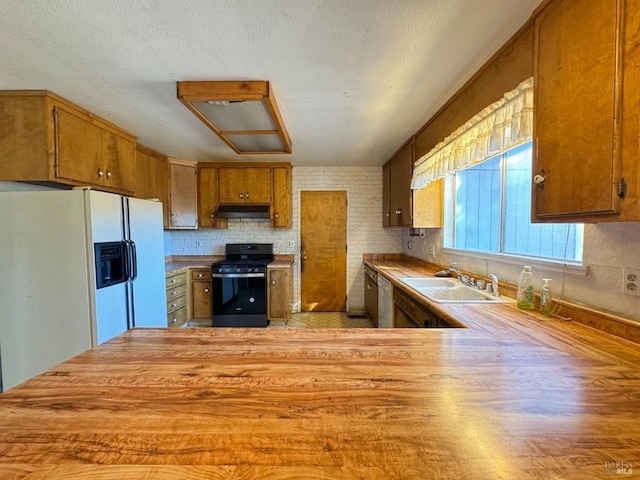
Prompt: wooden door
<box><xmin>533</xmin><ymin>0</ymin><xmax>623</xmax><ymax>220</ymax></box>
<box><xmin>272</xmin><ymin>166</ymin><xmax>292</xmax><ymax>228</ymax></box>
<box><xmin>168</xmin><ymin>160</ymin><xmax>197</xmax><ymax>229</ymax></box>
<box><xmin>244</xmin><ymin>167</ymin><xmax>271</xmax><ymax>203</ymax></box>
<box><xmin>102</xmin><ymin>131</ymin><xmax>136</xmax><ymax>194</ymax></box>
<box><xmin>218</xmin><ymin>167</ymin><xmax>245</xmax><ymax>204</ymax></box>
<box><xmin>55</xmin><ymin>107</ymin><xmax>103</xmax><ymax>186</ymax></box>
<box><xmin>300</xmin><ymin>191</ymin><xmax>347</xmax><ymax>312</ymax></box>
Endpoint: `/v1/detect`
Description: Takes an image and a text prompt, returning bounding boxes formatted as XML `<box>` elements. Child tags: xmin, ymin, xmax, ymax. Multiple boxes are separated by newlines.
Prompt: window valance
<box><xmin>411</xmin><ymin>77</ymin><xmax>533</xmax><ymax>190</ymax></box>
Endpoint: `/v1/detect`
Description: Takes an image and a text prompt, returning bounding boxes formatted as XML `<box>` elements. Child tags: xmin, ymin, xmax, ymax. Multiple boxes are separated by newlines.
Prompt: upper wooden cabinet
<box><xmin>135</xmin><ymin>144</ymin><xmax>169</xmax><ymax>228</ymax></box>
<box><xmin>168</xmin><ymin>159</ymin><xmax>197</xmax><ymax>229</ymax></box>
<box><xmin>218</xmin><ymin>167</ymin><xmax>271</xmax><ymax>204</ymax></box>
<box><xmin>0</xmin><ymin>91</ymin><xmax>136</xmax><ymax>195</ymax></box>
<box><xmin>197</xmin><ymin>162</ymin><xmax>292</xmax><ymax>229</ymax></box>
<box><xmin>272</xmin><ymin>165</ymin><xmax>292</xmax><ymax>229</ymax></box>
<box><xmin>383</xmin><ymin>139</ymin><xmax>413</xmax><ymax>228</ymax></box>
<box><xmin>533</xmin><ymin>0</ymin><xmax>631</xmax><ymax>222</ymax></box>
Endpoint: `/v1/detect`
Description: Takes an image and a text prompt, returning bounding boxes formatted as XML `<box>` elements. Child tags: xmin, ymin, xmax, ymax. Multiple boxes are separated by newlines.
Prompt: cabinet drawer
<box><xmin>167</xmin><ymin>294</ymin><xmax>187</xmax><ymax>313</ymax></box>
<box><xmin>167</xmin><ymin>306</ymin><xmax>187</xmax><ymax>328</ymax></box>
<box><xmin>191</xmin><ymin>268</ymin><xmax>211</xmax><ymax>280</ymax></box>
<box><xmin>165</xmin><ymin>271</ymin><xmax>187</xmax><ymax>288</ymax></box>
<box><xmin>166</xmin><ymin>283</ymin><xmax>187</xmax><ymax>300</ymax></box>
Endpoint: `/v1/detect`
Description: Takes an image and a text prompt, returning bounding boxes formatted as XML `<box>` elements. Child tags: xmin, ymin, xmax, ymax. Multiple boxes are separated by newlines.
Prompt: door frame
<box><xmin>296</xmin><ymin>188</ymin><xmax>350</xmax><ymax>312</ymax></box>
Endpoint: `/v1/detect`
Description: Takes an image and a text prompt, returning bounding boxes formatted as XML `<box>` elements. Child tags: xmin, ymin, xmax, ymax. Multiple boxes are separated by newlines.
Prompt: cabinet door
<box><xmin>394</xmin><ymin>305</ymin><xmax>419</xmax><ymax>328</ymax></box>
<box><xmin>136</xmin><ymin>147</ymin><xmax>169</xmax><ymax>228</ymax></box>
<box><xmin>168</xmin><ymin>161</ymin><xmax>197</xmax><ymax>229</ymax></box>
<box><xmin>102</xmin><ymin>131</ymin><xmax>136</xmax><ymax>194</ymax></box>
<box><xmin>54</xmin><ymin>107</ymin><xmax>103</xmax><ymax>186</ymax></box>
<box><xmin>218</xmin><ymin>167</ymin><xmax>246</xmax><ymax>204</ymax></box>
<box><xmin>245</xmin><ymin>167</ymin><xmax>271</xmax><ymax>203</ymax></box>
<box><xmin>191</xmin><ymin>280</ymin><xmax>212</xmax><ymax>319</ymax></box>
<box><xmin>382</xmin><ymin>162</ymin><xmax>391</xmax><ymax>227</ymax></box>
<box><xmin>272</xmin><ymin>166</ymin><xmax>292</xmax><ymax>228</ymax></box>
<box><xmin>533</xmin><ymin>0</ymin><xmax>623</xmax><ymax>220</ymax></box>
<box><xmin>268</xmin><ymin>268</ymin><xmax>291</xmax><ymax>321</ymax></box>
<box><xmin>388</xmin><ymin>142</ymin><xmax>413</xmax><ymax>227</ymax></box>
<box><xmin>198</xmin><ymin>167</ymin><xmax>227</xmax><ymax>229</ymax></box>
<box><xmin>364</xmin><ymin>275</ymin><xmax>378</xmax><ymax>324</ymax></box>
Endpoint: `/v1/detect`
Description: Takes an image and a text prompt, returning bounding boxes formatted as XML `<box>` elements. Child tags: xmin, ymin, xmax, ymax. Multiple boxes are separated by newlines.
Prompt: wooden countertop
<box><xmin>1</xmin><ymin>327</ymin><xmax>639</xmax><ymax>478</ymax></box>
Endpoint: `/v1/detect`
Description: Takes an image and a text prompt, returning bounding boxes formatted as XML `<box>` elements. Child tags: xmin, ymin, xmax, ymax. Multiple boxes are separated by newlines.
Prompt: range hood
<box><xmin>216</xmin><ymin>205</ymin><xmax>270</xmax><ymax>219</ymax></box>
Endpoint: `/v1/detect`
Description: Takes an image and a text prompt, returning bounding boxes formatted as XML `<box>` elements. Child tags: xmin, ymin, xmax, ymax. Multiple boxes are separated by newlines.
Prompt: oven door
<box><xmin>211</xmin><ymin>272</ymin><xmax>267</xmax><ymax>326</ymax></box>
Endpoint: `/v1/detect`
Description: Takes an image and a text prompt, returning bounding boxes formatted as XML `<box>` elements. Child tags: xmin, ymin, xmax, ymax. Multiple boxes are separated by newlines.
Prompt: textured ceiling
<box><xmin>0</xmin><ymin>0</ymin><xmax>541</xmax><ymax>166</ymax></box>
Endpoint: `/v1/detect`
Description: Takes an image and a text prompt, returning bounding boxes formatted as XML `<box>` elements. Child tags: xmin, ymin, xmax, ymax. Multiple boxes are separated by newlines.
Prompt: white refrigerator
<box><xmin>0</xmin><ymin>188</ymin><xmax>167</xmax><ymax>391</ymax></box>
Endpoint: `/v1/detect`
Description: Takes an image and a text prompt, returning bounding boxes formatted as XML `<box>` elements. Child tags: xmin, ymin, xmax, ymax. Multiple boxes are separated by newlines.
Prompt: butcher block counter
<box><xmin>1</xmin><ymin>317</ymin><xmax>640</xmax><ymax>479</ymax></box>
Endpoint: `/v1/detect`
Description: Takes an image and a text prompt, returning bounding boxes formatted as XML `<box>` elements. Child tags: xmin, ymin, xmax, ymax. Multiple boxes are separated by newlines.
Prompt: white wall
<box><xmin>402</xmin><ymin>222</ymin><xmax>640</xmax><ymax>323</ymax></box>
<box><xmin>169</xmin><ymin>167</ymin><xmax>403</xmax><ymax>313</ymax></box>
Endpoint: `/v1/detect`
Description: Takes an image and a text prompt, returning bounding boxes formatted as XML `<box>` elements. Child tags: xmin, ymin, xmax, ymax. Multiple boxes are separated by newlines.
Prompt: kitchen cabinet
<box><xmin>218</xmin><ymin>167</ymin><xmax>271</xmax><ymax>204</ymax></box>
<box><xmin>197</xmin><ymin>166</ymin><xmax>228</xmax><ymax>229</ymax></box>
<box><xmin>166</xmin><ymin>270</ymin><xmax>188</xmax><ymax>327</ymax></box>
<box><xmin>168</xmin><ymin>159</ymin><xmax>197</xmax><ymax>229</ymax></box>
<box><xmin>0</xmin><ymin>90</ymin><xmax>136</xmax><ymax>195</ymax></box>
<box><xmin>272</xmin><ymin>165</ymin><xmax>292</xmax><ymax>228</ymax></box>
<box><xmin>383</xmin><ymin>139</ymin><xmax>413</xmax><ymax>227</ymax></box>
<box><xmin>532</xmin><ymin>0</ymin><xmax>627</xmax><ymax>222</ymax></box>
<box><xmin>135</xmin><ymin>144</ymin><xmax>169</xmax><ymax>228</ymax></box>
<box><xmin>364</xmin><ymin>265</ymin><xmax>378</xmax><ymax>325</ymax></box>
<box><xmin>190</xmin><ymin>268</ymin><xmax>212</xmax><ymax>320</ymax></box>
<box><xmin>393</xmin><ymin>288</ymin><xmax>438</xmax><ymax>328</ymax></box>
<box><xmin>268</xmin><ymin>265</ymin><xmax>292</xmax><ymax>322</ymax></box>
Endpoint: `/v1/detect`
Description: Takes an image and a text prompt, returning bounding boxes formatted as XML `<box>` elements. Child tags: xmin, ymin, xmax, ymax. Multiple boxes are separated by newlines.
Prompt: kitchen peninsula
<box><xmin>1</xmin><ymin>274</ymin><xmax>639</xmax><ymax>479</ymax></box>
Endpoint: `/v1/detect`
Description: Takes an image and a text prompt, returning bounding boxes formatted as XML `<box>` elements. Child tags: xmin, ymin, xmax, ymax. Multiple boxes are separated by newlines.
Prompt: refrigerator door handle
<box><xmin>130</xmin><ymin>240</ymin><xmax>138</xmax><ymax>281</ymax></box>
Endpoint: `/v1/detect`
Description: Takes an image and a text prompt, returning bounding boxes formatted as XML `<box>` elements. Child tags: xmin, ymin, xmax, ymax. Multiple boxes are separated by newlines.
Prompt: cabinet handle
<box><xmin>171</xmin><ymin>278</ymin><xmax>177</xmax><ymax>283</ymax></box>
<box><xmin>239</xmin><ymin>193</ymin><xmax>244</xmax><ymax>199</ymax></box>
<box><xmin>198</xmin><ymin>273</ymin><xmax>203</xmax><ymax>277</ymax></box>
<box><xmin>395</xmin><ymin>209</ymin><xmax>402</xmax><ymax>215</ymax></box>
<box><xmin>172</xmin><ymin>290</ymin><xmax>177</xmax><ymax>296</ymax></box>
<box><xmin>171</xmin><ymin>318</ymin><xmax>177</xmax><ymax>325</ymax></box>
<box><xmin>210</xmin><ymin>213</ymin><xmax>215</xmax><ymax>218</ymax></box>
<box><xmin>274</xmin><ymin>213</ymin><xmax>279</xmax><ymax>219</ymax></box>
<box><xmin>271</xmin><ymin>280</ymin><xmax>276</xmax><ymax>285</ymax></box>
<box><xmin>97</xmin><ymin>168</ymin><xmax>104</xmax><ymax>178</ymax></box>
<box><xmin>204</xmin><ymin>288</ymin><xmax>209</xmax><ymax>293</ymax></box>
<box><xmin>533</xmin><ymin>169</ymin><xmax>546</xmax><ymax>189</ymax></box>
<box><xmin>246</xmin><ymin>192</ymin><xmax>250</xmax><ymax>199</ymax></box>
<box><xmin>172</xmin><ymin>303</ymin><xmax>177</xmax><ymax>308</ymax></box>
<box><xmin>367</xmin><ymin>285</ymin><xmax>371</xmax><ymax>290</ymax></box>
<box><xmin>106</xmin><ymin>170</ymin><xmax>112</xmax><ymax>179</ymax></box>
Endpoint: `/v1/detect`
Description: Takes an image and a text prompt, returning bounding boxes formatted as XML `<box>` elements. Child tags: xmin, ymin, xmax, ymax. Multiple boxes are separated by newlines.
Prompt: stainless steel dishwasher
<box><xmin>377</xmin><ymin>274</ymin><xmax>393</xmax><ymax>328</ymax></box>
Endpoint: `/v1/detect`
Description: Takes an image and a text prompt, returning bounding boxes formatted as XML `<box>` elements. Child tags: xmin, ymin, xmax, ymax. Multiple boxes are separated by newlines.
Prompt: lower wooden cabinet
<box><xmin>268</xmin><ymin>266</ymin><xmax>292</xmax><ymax>322</ymax></box>
<box><xmin>393</xmin><ymin>288</ymin><xmax>438</xmax><ymax>328</ymax></box>
<box><xmin>364</xmin><ymin>266</ymin><xmax>378</xmax><ymax>325</ymax></box>
<box><xmin>190</xmin><ymin>268</ymin><xmax>212</xmax><ymax>320</ymax></box>
<box><xmin>166</xmin><ymin>270</ymin><xmax>188</xmax><ymax>327</ymax></box>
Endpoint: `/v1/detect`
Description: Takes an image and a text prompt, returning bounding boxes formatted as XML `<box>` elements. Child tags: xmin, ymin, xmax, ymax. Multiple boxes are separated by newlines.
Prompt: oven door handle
<box><xmin>211</xmin><ymin>273</ymin><xmax>265</xmax><ymax>278</ymax></box>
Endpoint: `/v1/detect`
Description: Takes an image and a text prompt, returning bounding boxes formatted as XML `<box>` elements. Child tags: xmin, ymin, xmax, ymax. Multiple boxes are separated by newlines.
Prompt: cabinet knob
<box><xmin>171</xmin><ymin>318</ymin><xmax>177</xmax><ymax>325</ymax></box>
<box><xmin>239</xmin><ymin>193</ymin><xmax>244</xmax><ymax>199</ymax></box>
<box><xmin>533</xmin><ymin>169</ymin><xmax>546</xmax><ymax>189</ymax></box>
<box><xmin>172</xmin><ymin>303</ymin><xmax>177</xmax><ymax>308</ymax></box>
<box><xmin>274</xmin><ymin>213</ymin><xmax>279</xmax><ymax>219</ymax></box>
<box><xmin>97</xmin><ymin>168</ymin><xmax>104</xmax><ymax>178</ymax></box>
<box><xmin>204</xmin><ymin>288</ymin><xmax>209</xmax><ymax>293</ymax></box>
<box><xmin>211</xmin><ymin>213</ymin><xmax>215</xmax><ymax>218</ymax></box>
<box><xmin>106</xmin><ymin>170</ymin><xmax>112</xmax><ymax>179</ymax></box>
<box><xmin>172</xmin><ymin>291</ymin><xmax>177</xmax><ymax>296</ymax></box>
<box><xmin>171</xmin><ymin>278</ymin><xmax>177</xmax><ymax>283</ymax></box>
<box><xmin>198</xmin><ymin>273</ymin><xmax>203</xmax><ymax>277</ymax></box>
<box><xmin>246</xmin><ymin>192</ymin><xmax>250</xmax><ymax>199</ymax></box>
<box><xmin>271</xmin><ymin>280</ymin><xmax>276</xmax><ymax>285</ymax></box>
<box><xmin>395</xmin><ymin>209</ymin><xmax>402</xmax><ymax>215</ymax></box>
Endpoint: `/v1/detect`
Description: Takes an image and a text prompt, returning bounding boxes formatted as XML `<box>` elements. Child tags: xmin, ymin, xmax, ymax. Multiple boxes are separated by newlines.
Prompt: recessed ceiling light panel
<box><xmin>177</xmin><ymin>80</ymin><xmax>291</xmax><ymax>154</ymax></box>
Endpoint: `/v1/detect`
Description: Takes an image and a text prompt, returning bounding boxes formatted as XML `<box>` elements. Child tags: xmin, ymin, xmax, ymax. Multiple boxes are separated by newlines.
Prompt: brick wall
<box><xmin>169</xmin><ymin>167</ymin><xmax>403</xmax><ymax>313</ymax></box>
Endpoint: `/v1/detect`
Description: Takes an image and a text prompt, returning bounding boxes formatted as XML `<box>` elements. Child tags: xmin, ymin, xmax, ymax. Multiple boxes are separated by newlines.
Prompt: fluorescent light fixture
<box><xmin>177</xmin><ymin>81</ymin><xmax>291</xmax><ymax>154</ymax></box>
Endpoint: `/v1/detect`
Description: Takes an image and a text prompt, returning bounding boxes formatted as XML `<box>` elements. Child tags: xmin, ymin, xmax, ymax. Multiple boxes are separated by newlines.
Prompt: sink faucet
<box><xmin>448</xmin><ymin>263</ymin><xmax>460</xmax><ymax>278</ymax></box>
<box><xmin>449</xmin><ymin>263</ymin><xmax>475</xmax><ymax>287</ymax></box>
<box><xmin>489</xmin><ymin>274</ymin><xmax>500</xmax><ymax>297</ymax></box>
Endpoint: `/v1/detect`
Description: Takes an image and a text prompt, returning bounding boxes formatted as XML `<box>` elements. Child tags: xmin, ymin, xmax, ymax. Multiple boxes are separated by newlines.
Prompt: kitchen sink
<box><xmin>398</xmin><ymin>277</ymin><xmax>515</xmax><ymax>304</ymax></box>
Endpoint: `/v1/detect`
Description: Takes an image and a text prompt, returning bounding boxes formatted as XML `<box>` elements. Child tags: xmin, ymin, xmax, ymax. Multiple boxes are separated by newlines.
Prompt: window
<box><xmin>444</xmin><ymin>142</ymin><xmax>583</xmax><ymax>261</ymax></box>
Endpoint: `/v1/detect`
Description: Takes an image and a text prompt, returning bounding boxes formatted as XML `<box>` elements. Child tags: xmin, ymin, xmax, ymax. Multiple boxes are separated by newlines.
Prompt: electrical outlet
<box><xmin>622</xmin><ymin>268</ymin><xmax>640</xmax><ymax>296</ymax></box>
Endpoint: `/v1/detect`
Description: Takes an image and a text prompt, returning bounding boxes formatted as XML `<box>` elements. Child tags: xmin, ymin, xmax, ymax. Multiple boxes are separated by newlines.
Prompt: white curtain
<box><xmin>411</xmin><ymin>77</ymin><xmax>533</xmax><ymax>189</ymax></box>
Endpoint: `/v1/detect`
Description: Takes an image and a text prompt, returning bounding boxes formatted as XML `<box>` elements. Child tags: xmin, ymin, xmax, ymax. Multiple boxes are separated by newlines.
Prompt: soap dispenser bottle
<box><xmin>517</xmin><ymin>266</ymin><xmax>535</xmax><ymax>310</ymax></box>
<box><xmin>540</xmin><ymin>278</ymin><xmax>553</xmax><ymax>317</ymax></box>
